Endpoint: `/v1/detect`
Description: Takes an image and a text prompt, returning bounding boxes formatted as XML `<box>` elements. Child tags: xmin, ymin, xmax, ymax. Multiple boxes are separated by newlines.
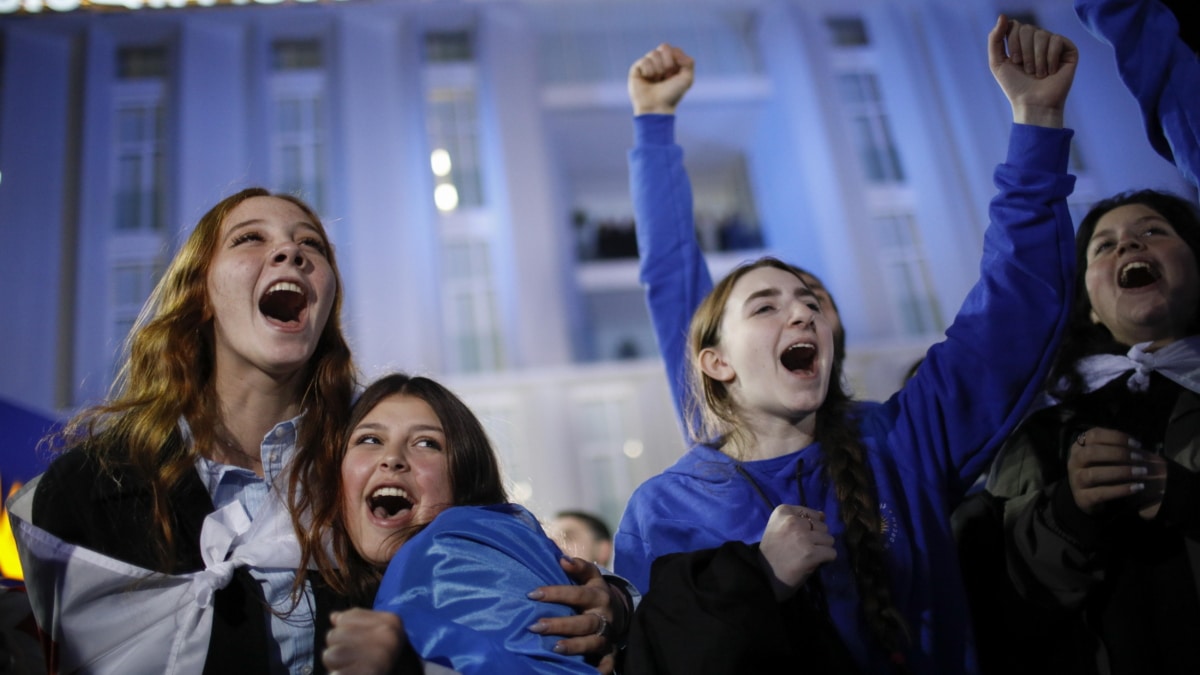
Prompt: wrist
<box><xmin>605</xmin><ymin>580</ymin><xmax>633</xmax><ymax>640</ymax></box>
<box><xmin>633</xmin><ymin>104</ymin><xmax>676</xmax><ymax>116</ymax></box>
<box><xmin>755</xmin><ymin>549</ymin><xmax>799</xmax><ymax>602</ymax></box>
<box><xmin>1012</xmin><ymin>104</ymin><xmax>1064</xmax><ymax>128</ymax></box>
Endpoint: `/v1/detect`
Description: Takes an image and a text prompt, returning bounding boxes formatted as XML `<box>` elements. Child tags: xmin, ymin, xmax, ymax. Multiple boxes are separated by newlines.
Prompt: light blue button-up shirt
<box><xmin>192</xmin><ymin>416</ymin><xmax>315</xmax><ymax>675</ymax></box>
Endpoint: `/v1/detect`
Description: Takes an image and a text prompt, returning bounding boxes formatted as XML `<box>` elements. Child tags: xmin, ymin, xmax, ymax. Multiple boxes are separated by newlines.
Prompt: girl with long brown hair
<box><xmin>615</xmin><ymin>18</ymin><xmax>1079</xmax><ymax>674</ymax></box>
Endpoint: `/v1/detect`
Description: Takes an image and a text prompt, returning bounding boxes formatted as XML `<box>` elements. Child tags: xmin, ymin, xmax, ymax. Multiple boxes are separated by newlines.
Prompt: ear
<box><xmin>698</xmin><ymin>346</ymin><xmax>736</xmax><ymax>383</ymax></box>
<box><xmin>1090</xmin><ymin>308</ymin><xmax>1101</xmax><ymax>325</ymax></box>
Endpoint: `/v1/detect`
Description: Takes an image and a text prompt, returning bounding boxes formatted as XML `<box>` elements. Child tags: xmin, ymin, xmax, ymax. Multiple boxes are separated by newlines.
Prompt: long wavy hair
<box><xmin>51</xmin><ymin>187</ymin><xmax>356</xmax><ymax>574</ymax></box>
<box><xmin>685</xmin><ymin>256</ymin><xmax>908</xmax><ymax>660</ymax></box>
<box><xmin>306</xmin><ymin>373</ymin><xmax>509</xmax><ymax>605</ymax></box>
<box><xmin>1049</xmin><ymin>189</ymin><xmax>1200</xmax><ymax>401</ymax></box>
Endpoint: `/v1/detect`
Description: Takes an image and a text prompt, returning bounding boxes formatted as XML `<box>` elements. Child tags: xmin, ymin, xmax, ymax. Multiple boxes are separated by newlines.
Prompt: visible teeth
<box><xmin>1118</xmin><ymin>261</ymin><xmax>1159</xmax><ymax>288</ymax></box>
<box><xmin>781</xmin><ymin>342</ymin><xmax>817</xmax><ymax>373</ymax></box>
<box><xmin>371</xmin><ymin>486</ymin><xmax>409</xmax><ymax>500</ymax></box>
<box><xmin>368</xmin><ymin>486</ymin><xmax>413</xmax><ymax>520</ymax></box>
<box><xmin>1120</xmin><ymin>262</ymin><xmax>1150</xmax><ymax>277</ymax></box>
<box><xmin>267</xmin><ymin>281</ymin><xmax>303</xmax><ymax>295</ymax></box>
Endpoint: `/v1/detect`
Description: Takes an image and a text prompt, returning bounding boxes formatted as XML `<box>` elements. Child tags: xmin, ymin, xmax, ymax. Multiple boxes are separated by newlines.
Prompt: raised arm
<box><xmin>1074</xmin><ymin>0</ymin><xmax>1200</xmax><ymax>187</ymax></box>
<box><xmin>627</xmin><ymin>44</ymin><xmax>712</xmax><ymax>429</ymax></box>
<box><xmin>889</xmin><ymin>16</ymin><xmax>1077</xmax><ymax>499</ymax></box>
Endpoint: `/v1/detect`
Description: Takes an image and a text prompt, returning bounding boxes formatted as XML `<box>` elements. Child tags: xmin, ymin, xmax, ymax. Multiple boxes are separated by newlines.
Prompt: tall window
<box><xmin>109</xmin><ymin>258</ymin><xmax>165</xmax><ymax>363</ymax></box>
<box><xmin>442</xmin><ymin>238</ymin><xmax>504</xmax><ymax>372</ymax></box>
<box><xmin>423</xmin><ymin>30</ymin><xmax>503</xmax><ymax>373</ymax></box>
<box><xmin>425</xmin><ymin>31</ymin><xmax>484</xmax><ymax>210</ymax></box>
<box><xmin>837</xmin><ymin>72</ymin><xmax>905</xmax><ymax>184</ymax></box>
<box><xmin>108</xmin><ymin>47</ymin><xmax>169</xmax><ymax>363</ymax></box>
<box><xmin>271</xmin><ymin>39</ymin><xmax>326</xmax><ymax>211</ymax></box>
<box><xmin>827</xmin><ymin>16</ymin><xmax>940</xmax><ymax>336</ymax></box>
<box><xmin>873</xmin><ymin>212</ymin><xmax>943</xmax><ymax>335</ymax></box>
<box><xmin>113</xmin><ymin>47</ymin><xmax>166</xmax><ymax>233</ymax></box>
<box><xmin>427</xmin><ymin>88</ymin><xmax>484</xmax><ymax>209</ymax></box>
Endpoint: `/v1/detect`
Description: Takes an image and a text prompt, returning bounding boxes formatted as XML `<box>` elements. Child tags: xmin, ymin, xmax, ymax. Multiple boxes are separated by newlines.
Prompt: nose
<box><xmin>789</xmin><ymin>301</ymin><xmax>814</xmax><ymax>327</ymax></box>
<box><xmin>1116</xmin><ymin>235</ymin><xmax>1145</xmax><ymax>255</ymax></box>
<box><xmin>272</xmin><ymin>243</ymin><xmax>305</xmax><ymax>267</ymax></box>
<box><xmin>379</xmin><ymin>451</ymin><xmax>406</xmax><ymax>471</ymax></box>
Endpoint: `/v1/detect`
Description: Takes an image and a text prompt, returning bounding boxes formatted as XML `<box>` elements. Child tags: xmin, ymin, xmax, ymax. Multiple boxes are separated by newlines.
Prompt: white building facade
<box><xmin>1</xmin><ymin>0</ymin><xmax>1192</xmax><ymax>526</ymax></box>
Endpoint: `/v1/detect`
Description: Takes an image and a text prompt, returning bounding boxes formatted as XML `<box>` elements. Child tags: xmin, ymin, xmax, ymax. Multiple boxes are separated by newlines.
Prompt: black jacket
<box><xmin>32</xmin><ymin>432</ymin><xmax>348</xmax><ymax>675</ymax></box>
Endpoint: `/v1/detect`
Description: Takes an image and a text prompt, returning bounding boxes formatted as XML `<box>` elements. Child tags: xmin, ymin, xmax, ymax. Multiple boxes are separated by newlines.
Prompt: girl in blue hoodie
<box><xmin>616</xmin><ymin>17</ymin><xmax>1078</xmax><ymax>673</ymax></box>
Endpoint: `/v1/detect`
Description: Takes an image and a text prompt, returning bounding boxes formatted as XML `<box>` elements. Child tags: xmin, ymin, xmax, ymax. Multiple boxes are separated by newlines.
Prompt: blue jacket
<box><xmin>1075</xmin><ymin>0</ymin><xmax>1200</xmax><ymax>187</ymax></box>
<box><xmin>375</xmin><ymin>504</ymin><xmax>594</xmax><ymax>675</ymax></box>
<box><xmin>615</xmin><ymin>115</ymin><xmax>1076</xmax><ymax>673</ymax></box>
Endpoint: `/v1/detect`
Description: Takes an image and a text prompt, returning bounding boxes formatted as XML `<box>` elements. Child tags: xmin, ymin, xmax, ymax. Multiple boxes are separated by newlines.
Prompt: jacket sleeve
<box><xmin>887</xmin><ymin>124</ymin><xmax>1076</xmax><ymax>502</ymax></box>
<box><xmin>988</xmin><ymin>408</ymin><xmax>1114</xmax><ymax>608</ymax></box>
<box><xmin>375</xmin><ymin>510</ymin><xmax>597</xmax><ymax>675</ymax></box>
<box><xmin>629</xmin><ymin>114</ymin><xmax>714</xmax><ymax>432</ymax></box>
<box><xmin>1075</xmin><ymin>0</ymin><xmax>1200</xmax><ymax>187</ymax></box>
<box><xmin>1002</xmin><ymin>478</ymin><xmax>1117</xmax><ymax>610</ymax></box>
<box><xmin>623</xmin><ymin>541</ymin><xmax>856</xmax><ymax>675</ymax></box>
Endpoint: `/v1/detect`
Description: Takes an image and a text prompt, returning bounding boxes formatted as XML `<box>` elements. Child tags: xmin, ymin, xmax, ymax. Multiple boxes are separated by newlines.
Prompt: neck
<box><xmin>722</xmin><ymin>408</ymin><xmax>817</xmax><ymax>461</ymax></box>
<box><xmin>1140</xmin><ymin>336</ymin><xmax>1184</xmax><ymax>353</ymax></box>
<box><xmin>211</xmin><ymin>368</ymin><xmax>305</xmax><ymax>476</ymax></box>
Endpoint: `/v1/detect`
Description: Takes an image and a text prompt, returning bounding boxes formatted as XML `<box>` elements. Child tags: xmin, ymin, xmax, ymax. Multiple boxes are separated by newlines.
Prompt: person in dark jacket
<box><xmin>987</xmin><ymin>188</ymin><xmax>1200</xmax><ymax>674</ymax></box>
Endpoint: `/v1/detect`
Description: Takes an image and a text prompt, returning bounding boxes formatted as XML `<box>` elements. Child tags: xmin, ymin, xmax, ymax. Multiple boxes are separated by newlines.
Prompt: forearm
<box><xmin>902</xmin><ymin>124</ymin><xmax>1076</xmax><ymax>496</ymax></box>
<box><xmin>629</xmin><ymin>114</ymin><xmax>713</xmax><ymax>428</ymax></box>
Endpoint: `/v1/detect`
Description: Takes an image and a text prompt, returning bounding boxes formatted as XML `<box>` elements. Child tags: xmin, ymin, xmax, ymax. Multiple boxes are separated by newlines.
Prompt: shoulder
<box><xmin>425</xmin><ymin>504</ymin><xmax>535</xmax><ymax>535</ymax></box>
<box><xmin>384</xmin><ymin>505</ymin><xmax>570</xmax><ymax>591</ymax></box>
<box><xmin>36</xmin><ymin>435</ymin><xmax>128</xmax><ymax>503</ymax></box>
<box><xmin>665</xmin><ymin>444</ymin><xmax>737</xmax><ymax>479</ymax></box>
<box><xmin>409</xmin><ymin>504</ymin><xmax>558</xmax><ymax>560</ymax></box>
<box><xmin>623</xmin><ymin>450</ymin><xmax>752</xmax><ymax>534</ymax></box>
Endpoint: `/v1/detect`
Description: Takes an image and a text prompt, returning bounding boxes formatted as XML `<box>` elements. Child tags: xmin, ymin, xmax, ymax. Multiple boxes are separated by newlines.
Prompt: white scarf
<box><xmin>1072</xmin><ymin>335</ymin><xmax>1200</xmax><ymax>395</ymax></box>
<box><xmin>8</xmin><ymin>476</ymin><xmax>303</xmax><ymax>675</ymax></box>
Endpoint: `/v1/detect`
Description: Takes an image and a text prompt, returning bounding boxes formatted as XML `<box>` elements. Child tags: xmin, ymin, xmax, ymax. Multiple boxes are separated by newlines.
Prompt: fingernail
<box><xmin>553</xmin><ymin>642</ymin><xmax>567</xmax><ymax>654</ymax></box>
<box><xmin>1131</xmin><ymin>451</ymin><xmax>1148</xmax><ymax>461</ymax></box>
<box><xmin>1132</xmin><ymin>466</ymin><xmax>1148</xmax><ymax>477</ymax></box>
<box><xmin>529</xmin><ymin>621</ymin><xmax>547</xmax><ymax>634</ymax></box>
<box><xmin>1128</xmin><ymin>438</ymin><xmax>1142</xmax><ymax>449</ymax></box>
<box><xmin>1131</xmin><ymin>483</ymin><xmax>1145</xmax><ymax>493</ymax></box>
<box><xmin>527</xmin><ymin>589</ymin><xmax>545</xmax><ymax>600</ymax></box>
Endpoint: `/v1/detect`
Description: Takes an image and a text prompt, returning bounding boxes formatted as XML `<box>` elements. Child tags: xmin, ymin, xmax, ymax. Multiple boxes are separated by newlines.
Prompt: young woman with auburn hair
<box><xmin>13</xmin><ymin>187</ymin><xmax>354</xmax><ymax>674</ymax></box>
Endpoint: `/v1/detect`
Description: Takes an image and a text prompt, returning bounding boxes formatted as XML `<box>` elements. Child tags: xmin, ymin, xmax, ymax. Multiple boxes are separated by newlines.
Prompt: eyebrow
<box><xmin>742</xmin><ymin>285</ymin><xmax>816</xmax><ymax>309</ymax></box>
<box><xmin>224</xmin><ymin>218</ymin><xmax>322</xmax><ymax>240</ymax></box>
<box><xmin>1090</xmin><ymin>215</ymin><xmax>1168</xmax><ymax>240</ymax></box>
<box><xmin>353</xmin><ymin>421</ymin><xmax>445</xmax><ymax>434</ymax></box>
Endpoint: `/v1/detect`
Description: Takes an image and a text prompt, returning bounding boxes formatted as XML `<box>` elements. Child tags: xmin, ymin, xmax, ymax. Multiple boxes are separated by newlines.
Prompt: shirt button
<box><xmin>301</xmin><ymin>666</ymin><xmax>312</xmax><ymax>675</ymax></box>
<box><xmin>274</xmin><ymin>426</ymin><xmax>287</xmax><ymax>438</ymax></box>
<box><xmin>269</xmin><ymin>453</ymin><xmax>279</xmax><ymax>463</ymax></box>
